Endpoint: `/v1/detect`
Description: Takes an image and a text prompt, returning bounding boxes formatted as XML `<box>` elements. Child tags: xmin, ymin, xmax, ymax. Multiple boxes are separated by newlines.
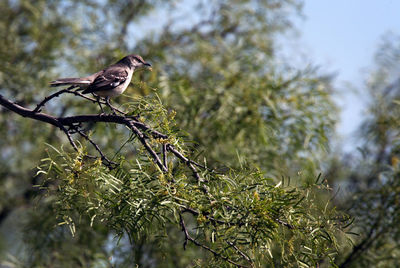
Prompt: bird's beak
<box><xmin>144</xmin><ymin>62</ymin><xmax>152</xmax><ymax>71</ymax></box>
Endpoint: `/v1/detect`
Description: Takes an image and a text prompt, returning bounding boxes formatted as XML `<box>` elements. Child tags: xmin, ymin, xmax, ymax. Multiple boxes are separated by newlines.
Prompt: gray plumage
<box><xmin>50</xmin><ymin>54</ymin><xmax>151</xmax><ymax>97</ymax></box>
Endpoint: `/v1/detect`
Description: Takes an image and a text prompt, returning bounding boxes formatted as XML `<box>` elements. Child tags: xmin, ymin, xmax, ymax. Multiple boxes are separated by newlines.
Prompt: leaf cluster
<box><xmin>32</xmin><ymin>97</ymin><xmax>351</xmax><ymax>267</ymax></box>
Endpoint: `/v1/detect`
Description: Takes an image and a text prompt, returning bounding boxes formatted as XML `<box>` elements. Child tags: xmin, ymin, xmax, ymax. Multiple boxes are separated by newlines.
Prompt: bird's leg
<box><xmin>105</xmin><ymin>97</ymin><xmax>117</xmax><ymax>115</ymax></box>
<box><xmin>94</xmin><ymin>95</ymin><xmax>105</xmax><ymax>114</ymax></box>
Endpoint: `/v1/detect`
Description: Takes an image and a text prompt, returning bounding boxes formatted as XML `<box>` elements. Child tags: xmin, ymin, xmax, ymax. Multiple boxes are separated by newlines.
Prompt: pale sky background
<box><xmin>294</xmin><ymin>0</ymin><xmax>400</xmax><ymax>150</ymax></box>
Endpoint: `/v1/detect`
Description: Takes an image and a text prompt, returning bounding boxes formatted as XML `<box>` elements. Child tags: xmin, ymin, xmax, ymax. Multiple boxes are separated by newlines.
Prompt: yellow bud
<box><xmin>197</xmin><ymin>214</ymin><xmax>206</xmax><ymax>224</ymax></box>
<box><xmin>391</xmin><ymin>156</ymin><xmax>399</xmax><ymax>167</ymax></box>
<box><xmin>253</xmin><ymin>191</ymin><xmax>260</xmax><ymax>201</ymax></box>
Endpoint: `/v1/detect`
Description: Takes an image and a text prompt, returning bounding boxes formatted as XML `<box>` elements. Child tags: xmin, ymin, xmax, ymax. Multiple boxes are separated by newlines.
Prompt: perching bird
<box><xmin>50</xmin><ymin>54</ymin><xmax>152</xmax><ymax>98</ymax></box>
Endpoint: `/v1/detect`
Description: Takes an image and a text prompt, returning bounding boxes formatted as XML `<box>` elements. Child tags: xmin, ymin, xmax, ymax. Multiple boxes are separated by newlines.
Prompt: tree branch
<box><xmin>0</xmin><ymin>93</ymin><xmax>201</xmax><ymax>176</ymax></box>
<box><xmin>2</xmin><ymin>91</ymin><xmax>261</xmax><ymax>266</ymax></box>
<box><xmin>125</xmin><ymin>120</ymin><xmax>167</xmax><ymax>172</ymax></box>
<box><xmin>34</xmin><ymin>86</ymin><xmax>77</xmax><ymax>112</ymax></box>
<box><xmin>179</xmin><ymin>214</ymin><xmax>249</xmax><ymax>268</ymax></box>
<box><xmin>73</xmin><ymin>127</ymin><xmax>117</xmax><ymax>168</ymax></box>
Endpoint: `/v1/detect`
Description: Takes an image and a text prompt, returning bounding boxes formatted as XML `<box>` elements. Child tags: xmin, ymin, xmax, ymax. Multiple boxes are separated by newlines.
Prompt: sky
<box><xmin>294</xmin><ymin>0</ymin><xmax>400</xmax><ymax>149</ymax></box>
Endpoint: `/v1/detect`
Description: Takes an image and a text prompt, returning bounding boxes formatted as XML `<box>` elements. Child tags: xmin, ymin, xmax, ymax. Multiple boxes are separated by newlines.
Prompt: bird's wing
<box><xmin>82</xmin><ymin>66</ymin><xmax>129</xmax><ymax>94</ymax></box>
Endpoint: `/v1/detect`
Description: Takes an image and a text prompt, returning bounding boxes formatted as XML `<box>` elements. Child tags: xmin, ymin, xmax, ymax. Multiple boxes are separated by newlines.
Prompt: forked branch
<box><xmin>0</xmin><ymin>91</ymin><xmax>199</xmax><ymax>173</ymax></box>
<box><xmin>0</xmin><ymin>89</ymin><xmax>260</xmax><ymax>267</ymax></box>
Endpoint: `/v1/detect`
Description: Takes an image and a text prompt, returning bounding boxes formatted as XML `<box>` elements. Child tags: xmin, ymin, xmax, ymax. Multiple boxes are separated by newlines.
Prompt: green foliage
<box><xmin>0</xmin><ymin>0</ymin><xmax>364</xmax><ymax>267</ymax></box>
<box><xmin>134</xmin><ymin>0</ymin><xmax>335</xmax><ymax>176</ymax></box>
<box><xmin>30</xmin><ymin>97</ymin><xmax>350</xmax><ymax>267</ymax></box>
<box><xmin>156</xmin><ymin>64</ymin><xmax>335</xmax><ymax>174</ymax></box>
<box><xmin>340</xmin><ymin>167</ymin><xmax>400</xmax><ymax>267</ymax></box>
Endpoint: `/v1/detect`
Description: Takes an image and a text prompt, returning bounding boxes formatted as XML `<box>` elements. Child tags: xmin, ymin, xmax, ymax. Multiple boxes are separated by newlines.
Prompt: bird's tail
<box><xmin>49</xmin><ymin>78</ymin><xmax>92</xmax><ymax>88</ymax></box>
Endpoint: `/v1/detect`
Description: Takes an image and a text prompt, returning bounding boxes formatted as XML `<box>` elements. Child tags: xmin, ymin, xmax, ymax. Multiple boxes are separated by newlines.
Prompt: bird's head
<box><xmin>125</xmin><ymin>54</ymin><xmax>152</xmax><ymax>70</ymax></box>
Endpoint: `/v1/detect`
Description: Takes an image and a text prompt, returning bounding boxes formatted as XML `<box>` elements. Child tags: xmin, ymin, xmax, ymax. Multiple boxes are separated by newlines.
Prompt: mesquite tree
<box><xmin>0</xmin><ymin>0</ymin><xmax>352</xmax><ymax>267</ymax></box>
<box><xmin>0</xmin><ymin>90</ymin><xmax>350</xmax><ymax>267</ymax></box>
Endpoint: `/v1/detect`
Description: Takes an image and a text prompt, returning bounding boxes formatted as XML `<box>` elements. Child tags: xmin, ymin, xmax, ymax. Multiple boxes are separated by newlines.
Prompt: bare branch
<box><xmin>34</xmin><ymin>86</ymin><xmax>77</xmax><ymax>113</ymax></box>
<box><xmin>162</xmin><ymin>144</ymin><xmax>168</xmax><ymax>172</ymax></box>
<box><xmin>166</xmin><ymin>144</ymin><xmax>202</xmax><ymax>182</ymax></box>
<box><xmin>34</xmin><ymin>86</ymin><xmax>128</xmax><ymax>115</ymax></box>
<box><xmin>125</xmin><ymin>121</ymin><xmax>168</xmax><ymax>172</ymax></box>
<box><xmin>73</xmin><ymin>128</ymin><xmax>117</xmax><ymax>168</ymax></box>
<box><xmin>275</xmin><ymin>218</ymin><xmax>294</xmax><ymax>229</ymax></box>
<box><xmin>1</xmin><ymin>94</ymin><xmax>168</xmax><ymax>172</ymax></box>
<box><xmin>182</xmin><ymin>206</ymin><xmax>228</xmax><ymax>225</ymax></box>
<box><xmin>227</xmin><ymin>241</ymin><xmax>253</xmax><ymax>265</ymax></box>
<box><xmin>179</xmin><ymin>214</ymin><xmax>249</xmax><ymax>268</ymax></box>
<box><xmin>61</xmin><ymin>124</ymin><xmax>79</xmax><ymax>152</ymax></box>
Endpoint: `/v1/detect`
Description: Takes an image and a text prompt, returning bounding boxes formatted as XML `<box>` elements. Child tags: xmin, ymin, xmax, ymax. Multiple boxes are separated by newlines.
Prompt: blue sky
<box><xmin>295</xmin><ymin>0</ymin><xmax>400</xmax><ymax>149</ymax></box>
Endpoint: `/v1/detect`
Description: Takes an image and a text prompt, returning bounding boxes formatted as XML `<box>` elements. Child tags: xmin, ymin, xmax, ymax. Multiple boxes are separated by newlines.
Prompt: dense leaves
<box><xmin>34</xmin><ymin>98</ymin><xmax>349</xmax><ymax>267</ymax></box>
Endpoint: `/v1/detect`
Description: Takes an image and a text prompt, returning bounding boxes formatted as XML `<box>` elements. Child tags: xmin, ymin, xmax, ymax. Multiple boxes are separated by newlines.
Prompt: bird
<box><xmin>50</xmin><ymin>54</ymin><xmax>152</xmax><ymax>111</ymax></box>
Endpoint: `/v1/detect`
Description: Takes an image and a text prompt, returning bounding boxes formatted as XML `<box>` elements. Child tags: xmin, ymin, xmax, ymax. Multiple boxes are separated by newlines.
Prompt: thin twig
<box><xmin>179</xmin><ymin>214</ymin><xmax>249</xmax><ymax>268</ymax></box>
<box><xmin>275</xmin><ymin>218</ymin><xmax>294</xmax><ymax>229</ymax></box>
<box><xmin>34</xmin><ymin>86</ymin><xmax>76</xmax><ymax>112</ymax></box>
<box><xmin>182</xmin><ymin>207</ymin><xmax>228</xmax><ymax>225</ymax></box>
<box><xmin>189</xmin><ymin>159</ymin><xmax>215</xmax><ymax>173</ymax></box>
<box><xmin>166</xmin><ymin>144</ymin><xmax>202</xmax><ymax>182</ymax></box>
<box><xmin>162</xmin><ymin>144</ymin><xmax>168</xmax><ymax>172</ymax></box>
<box><xmin>126</xmin><ymin>121</ymin><xmax>168</xmax><ymax>172</ymax></box>
<box><xmin>60</xmin><ymin>125</ymin><xmax>78</xmax><ymax>152</ymax></box>
<box><xmin>34</xmin><ymin>86</ymin><xmax>127</xmax><ymax>116</ymax></box>
<box><xmin>65</xmin><ymin>89</ymin><xmax>99</xmax><ymax>103</ymax></box>
<box><xmin>132</xmin><ymin>120</ymin><xmax>168</xmax><ymax>139</ymax></box>
<box><xmin>59</xmin><ymin>115</ymin><xmax>167</xmax><ymax>139</ymax></box>
<box><xmin>73</xmin><ymin>128</ymin><xmax>117</xmax><ymax>168</ymax></box>
<box><xmin>227</xmin><ymin>241</ymin><xmax>253</xmax><ymax>265</ymax></box>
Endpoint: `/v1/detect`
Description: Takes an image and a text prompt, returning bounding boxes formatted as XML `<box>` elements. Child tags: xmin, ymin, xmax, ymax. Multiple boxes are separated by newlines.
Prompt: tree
<box><xmin>331</xmin><ymin>33</ymin><xmax>400</xmax><ymax>268</ymax></box>
<box><xmin>0</xmin><ymin>0</ymin><xmax>351</xmax><ymax>267</ymax></box>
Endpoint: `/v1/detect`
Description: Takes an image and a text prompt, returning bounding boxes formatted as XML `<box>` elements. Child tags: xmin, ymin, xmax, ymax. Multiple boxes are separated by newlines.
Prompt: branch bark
<box><xmin>0</xmin><ymin>93</ymin><xmax>203</xmax><ymax>177</ymax></box>
<box><xmin>179</xmin><ymin>214</ymin><xmax>250</xmax><ymax>268</ymax></box>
